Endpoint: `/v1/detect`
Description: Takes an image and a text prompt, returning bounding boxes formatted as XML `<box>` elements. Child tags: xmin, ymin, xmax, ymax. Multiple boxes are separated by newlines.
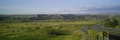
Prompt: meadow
<box><xmin>0</xmin><ymin>21</ymin><xmax>100</xmax><ymax>40</ymax></box>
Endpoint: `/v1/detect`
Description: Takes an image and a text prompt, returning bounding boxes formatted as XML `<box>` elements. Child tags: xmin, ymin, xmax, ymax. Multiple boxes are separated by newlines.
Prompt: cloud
<box><xmin>55</xmin><ymin>4</ymin><xmax>120</xmax><ymax>14</ymax></box>
<box><xmin>57</xmin><ymin>9</ymin><xmax>71</xmax><ymax>12</ymax></box>
<box><xmin>74</xmin><ymin>4</ymin><xmax>120</xmax><ymax>13</ymax></box>
<box><xmin>1</xmin><ymin>4</ymin><xmax>120</xmax><ymax>14</ymax></box>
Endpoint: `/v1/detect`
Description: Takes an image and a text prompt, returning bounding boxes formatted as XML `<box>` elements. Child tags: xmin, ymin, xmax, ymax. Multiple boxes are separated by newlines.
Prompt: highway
<box><xmin>83</xmin><ymin>23</ymin><xmax>120</xmax><ymax>40</ymax></box>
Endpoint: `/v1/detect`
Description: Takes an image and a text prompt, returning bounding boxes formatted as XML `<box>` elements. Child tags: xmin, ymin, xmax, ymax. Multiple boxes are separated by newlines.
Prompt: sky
<box><xmin>0</xmin><ymin>0</ymin><xmax>120</xmax><ymax>15</ymax></box>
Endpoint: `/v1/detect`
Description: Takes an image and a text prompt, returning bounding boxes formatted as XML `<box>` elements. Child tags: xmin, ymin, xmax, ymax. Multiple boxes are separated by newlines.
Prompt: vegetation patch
<box><xmin>46</xmin><ymin>29</ymin><xmax>71</xmax><ymax>35</ymax></box>
<box><xmin>104</xmin><ymin>19</ymin><xmax>118</xmax><ymax>28</ymax></box>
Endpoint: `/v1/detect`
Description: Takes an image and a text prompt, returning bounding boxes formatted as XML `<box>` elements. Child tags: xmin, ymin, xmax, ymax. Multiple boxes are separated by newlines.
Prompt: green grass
<box><xmin>0</xmin><ymin>21</ymin><xmax>100</xmax><ymax>40</ymax></box>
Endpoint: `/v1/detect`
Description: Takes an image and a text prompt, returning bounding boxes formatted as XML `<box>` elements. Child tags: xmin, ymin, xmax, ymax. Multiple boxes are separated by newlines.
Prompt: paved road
<box><xmin>89</xmin><ymin>23</ymin><xmax>120</xmax><ymax>40</ymax></box>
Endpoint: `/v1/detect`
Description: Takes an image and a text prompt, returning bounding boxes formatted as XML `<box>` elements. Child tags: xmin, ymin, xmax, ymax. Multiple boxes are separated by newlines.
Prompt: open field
<box><xmin>0</xmin><ymin>21</ymin><xmax>100</xmax><ymax>40</ymax></box>
<box><xmin>1</xmin><ymin>14</ymin><xmax>120</xmax><ymax>40</ymax></box>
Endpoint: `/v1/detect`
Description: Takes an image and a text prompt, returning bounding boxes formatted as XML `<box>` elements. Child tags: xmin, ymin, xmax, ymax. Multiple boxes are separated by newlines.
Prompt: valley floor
<box><xmin>0</xmin><ymin>21</ymin><xmax>100</xmax><ymax>40</ymax></box>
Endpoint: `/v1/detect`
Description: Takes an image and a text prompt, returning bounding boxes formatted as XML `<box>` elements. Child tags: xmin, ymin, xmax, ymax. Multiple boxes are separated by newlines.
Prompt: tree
<box><xmin>104</xmin><ymin>19</ymin><xmax>118</xmax><ymax>28</ymax></box>
<box><xmin>0</xmin><ymin>16</ymin><xmax>4</xmax><ymax>20</ymax></box>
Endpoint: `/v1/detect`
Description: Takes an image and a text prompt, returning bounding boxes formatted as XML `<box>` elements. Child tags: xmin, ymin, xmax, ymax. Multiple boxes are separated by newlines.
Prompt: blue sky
<box><xmin>0</xmin><ymin>0</ymin><xmax>120</xmax><ymax>14</ymax></box>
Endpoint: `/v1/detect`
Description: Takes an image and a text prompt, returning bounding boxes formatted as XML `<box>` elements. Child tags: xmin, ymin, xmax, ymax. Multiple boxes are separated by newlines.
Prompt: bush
<box><xmin>35</xmin><ymin>27</ymin><xmax>40</xmax><ymax>29</ymax></box>
<box><xmin>104</xmin><ymin>19</ymin><xmax>118</xmax><ymax>28</ymax></box>
<box><xmin>27</xmin><ymin>27</ymin><xmax>32</xmax><ymax>30</ymax></box>
<box><xmin>31</xmin><ymin>23</ymin><xmax>33</xmax><ymax>25</ymax></box>
<box><xmin>6</xmin><ymin>26</ymin><xmax>9</xmax><ymax>28</ymax></box>
<box><xmin>46</xmin><ymin>29</ymin><xmax>56</xmax><ymax>35</ymax></box>
<box><xmin>1</xmin><ymin>24</ymin><xmax>5</xmax><ymax>26</ymax></box>
<box><xmin>21</xmin><ymin>26</ymin><xmax>24</xmax><ymax>30</ymax></box>
<box><xmin>46</xmin><ymin>29</ymin><xmax>70</xmax><ymax>35</ymax></box>
<box><xmin>26</xmin><ymin>23</ymin><xmax>28</xmax><ymax>25</ymax></box>
<box><xmin>13</xmin><ymin>30</ymin><xmax>15</xmax><ymax>32</ymax></box>
<box><xmin>34</xmin><ymin>23</ymin><xmax>37</xmax><ymax>25</ymax></box>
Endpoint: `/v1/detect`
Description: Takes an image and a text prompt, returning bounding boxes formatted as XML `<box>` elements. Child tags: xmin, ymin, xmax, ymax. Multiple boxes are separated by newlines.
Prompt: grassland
<box><xmin>0</xmin><ymin>21</ymin><xmax>100</xmax><ymax>40</ymax></box>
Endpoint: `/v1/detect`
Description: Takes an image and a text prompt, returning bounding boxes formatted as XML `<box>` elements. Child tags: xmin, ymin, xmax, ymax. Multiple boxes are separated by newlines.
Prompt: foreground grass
<box><xmin>0</xmin><ymin>21</ymin><xmax>100</xmax><ymax>40</ymax></box>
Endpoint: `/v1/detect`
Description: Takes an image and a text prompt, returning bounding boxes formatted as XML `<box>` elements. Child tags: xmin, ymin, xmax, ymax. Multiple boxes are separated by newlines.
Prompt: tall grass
<box><xmin>0</xmin><ymin>21</ymin><xmax>99</xmax><ymax>40</ymax></box>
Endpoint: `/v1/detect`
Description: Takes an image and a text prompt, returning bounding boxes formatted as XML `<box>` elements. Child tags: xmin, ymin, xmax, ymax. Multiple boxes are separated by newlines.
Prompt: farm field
<box><xmin>0</xmin><ymin>21</ymin><xmax>100</xmax><ymax>40</ymax></box>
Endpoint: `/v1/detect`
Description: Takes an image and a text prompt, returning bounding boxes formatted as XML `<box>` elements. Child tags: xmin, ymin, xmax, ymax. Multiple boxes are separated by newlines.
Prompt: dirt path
<box><xmin>73</xmin><ymin>29</ymin><xmax>94</xmax><ymax>40</ymax></box>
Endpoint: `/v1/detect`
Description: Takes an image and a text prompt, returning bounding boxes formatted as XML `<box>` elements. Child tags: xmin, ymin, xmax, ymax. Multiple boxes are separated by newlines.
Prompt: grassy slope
<box><xmin>115</xmin><ymin>18</ymin><xmax>120</xmax><ymax>28</ymax></box>
<box><xmin>0</xmin><ymin>21</ymin><xmax>100</xmax><ymax>40</ymax></box>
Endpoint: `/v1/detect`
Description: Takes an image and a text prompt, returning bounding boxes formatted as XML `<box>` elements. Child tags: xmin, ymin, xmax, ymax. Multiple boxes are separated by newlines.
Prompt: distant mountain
<box><xmin>73</xmin><ymin>13</ymin><xmax>95</xmax><ymax>15</ymax></box>
<box><xmin>95</xmin><ymin>13</ymin><xmax>120</xmax><ymax>15</ymax></box>
<box><xmin>1</xmin><ymin>14</ymin><xmax>120</xmax><ymax>23</ymax></box>
<box><xmin>73</xmin><ymin>13</ymin><xmax>120</xmax><ymax>15</ymax></box>
<box><xmin>36</xmin><ymin>14</ymin><xmax>111</xmax><ymax>20</ymax></box>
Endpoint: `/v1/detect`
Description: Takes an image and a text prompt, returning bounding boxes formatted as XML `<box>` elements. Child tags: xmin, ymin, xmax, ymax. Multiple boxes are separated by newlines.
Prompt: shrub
<box><xmin>13</xmin><ymin>30</ymin><xmax>15</xmax><ymax>32</ymax></box>
<box><xmin>21</xmin><ymin>26</ymin><xmax>24</xmax><ymax>30</ymax></box>
<box><xmin>45</xmin><ymin>26</ymin><xmax>52</xmax><ymax>29</ymax></box>
<box><xmin>26</xmin><ymin>23</ymin><xmax>28</xmax><ymax>25</ymax></box>
<box><xmin>46</xmin><ymin>29</ymin><xmax>56</xmax><ymax>35</ymax></box>
<box><xmin>31</xmin><ymin>23</ymin><xmax>33</xmax><ymax>25</ymax></box>
<box><xmin>6</xmin><ymin>26</ymin><xmax>9</xmax><ymax>28</ymax></box>
<box><xmin>34</xmin><ymin>23</ymin><xmax>37</xmax><ymax>25</ymax></box>
<box><xmin>27</xmin><ymin>27</ymin><xmax>32</xmax><ymax>30</ymax></box>
<box><xmin>35</xmin><ymin>27</ymin><xmax>40</xmax><ymax>29</ymax></box>
<box><xmin>1</xmin><ymin>24</ymin><xmax>5</xmax><ymax>26</ymax></box>
<box><xmin>104</xmin><ymin>19</ymin><xmax>118</xmax><ymax>28</ymax></box>
<box><xmin>46</xmin><ymin>29</ymin><xmax>70</xmax><ymax>35</ymax></box>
